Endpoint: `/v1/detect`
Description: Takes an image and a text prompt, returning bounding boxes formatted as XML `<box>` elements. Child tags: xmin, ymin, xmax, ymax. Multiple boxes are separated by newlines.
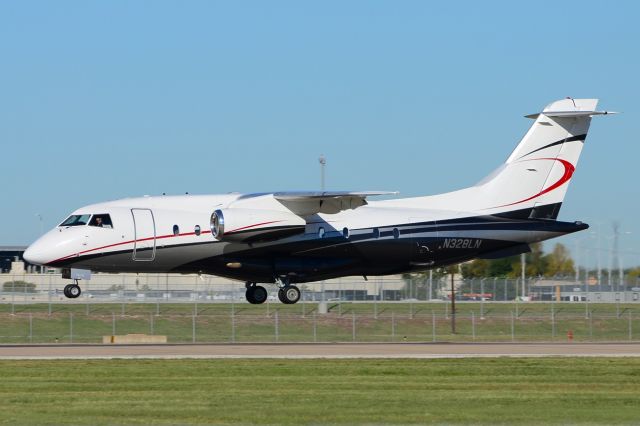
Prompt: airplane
<box><xmin>24</xmin><ymin>98</ymin><xmax>614</xmax><ymax>304</ymax></box>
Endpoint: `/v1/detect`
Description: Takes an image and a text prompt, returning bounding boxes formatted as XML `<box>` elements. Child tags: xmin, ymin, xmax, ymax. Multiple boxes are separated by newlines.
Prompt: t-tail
<box><xmin>478</xmin><ymin>98</ymin><xmax>615</xmax><ymax>219</ymax></box>
<box><xmin>394</xmin><ymin>98</ymin><xmax>615</xmax><ymax>220</ymax></box>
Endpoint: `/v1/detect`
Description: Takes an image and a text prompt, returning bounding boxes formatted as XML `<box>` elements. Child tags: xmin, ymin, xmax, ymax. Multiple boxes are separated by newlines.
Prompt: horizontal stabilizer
<box><xmin>525</xmin><ymin>110</ymin><xmax>617</xmax><ymax>119</ymax></box>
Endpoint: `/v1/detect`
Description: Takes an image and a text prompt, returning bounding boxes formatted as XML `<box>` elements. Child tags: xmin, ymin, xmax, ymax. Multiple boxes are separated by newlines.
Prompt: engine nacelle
<box><xmin>210</xmin><ymin>208</ymin><xmax>306</xmax><ymax>243</ymax></box>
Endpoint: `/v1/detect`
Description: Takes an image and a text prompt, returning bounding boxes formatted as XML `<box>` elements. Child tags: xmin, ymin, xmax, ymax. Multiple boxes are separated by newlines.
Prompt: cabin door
<box><xmin>131</xmin><ymin>208</ymin><xmax>156</xmax><ymax>261</ymax></box>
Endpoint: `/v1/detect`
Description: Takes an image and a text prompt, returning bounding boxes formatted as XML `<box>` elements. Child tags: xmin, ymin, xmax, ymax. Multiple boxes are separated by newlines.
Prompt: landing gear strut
<box><xmin>63</xmin><ymin>281</ymin><xmax>81</xmax><ymax>299</ymax></box>
<box><xmin>245</xmin><ymin>282</ymin><xmax>268</xmax><ymax>304</ymax></box>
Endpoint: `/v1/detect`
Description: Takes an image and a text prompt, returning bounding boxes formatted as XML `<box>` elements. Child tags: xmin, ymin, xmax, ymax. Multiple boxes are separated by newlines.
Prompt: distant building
<box><xmin>0</xmin><ymin>246</ymin><xmax>40</xmax><ymax>273</ymax></box>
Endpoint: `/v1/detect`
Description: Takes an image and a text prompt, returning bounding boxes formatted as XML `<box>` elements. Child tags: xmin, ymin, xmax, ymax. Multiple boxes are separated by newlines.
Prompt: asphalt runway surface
<box><xmin>1</xmin><ymin>343</ymin><xmax>640</xmax><ymax>359</ymax></box>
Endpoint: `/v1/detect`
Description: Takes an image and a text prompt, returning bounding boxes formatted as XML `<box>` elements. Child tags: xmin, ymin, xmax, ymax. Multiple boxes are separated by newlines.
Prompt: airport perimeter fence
<box><xmin>2</xmin><ymin>273</ymin><xmax>640</xmax><ymax>304</ymax></box>
<box><xmin>2</xmin><ymin>272</ymin><xmax>640</xmax><ymax>344</ymax></box>
<box><xmin>1</xmin><ymin>303</ymin><xmax>640</xmax><ymax>344</ymax></box>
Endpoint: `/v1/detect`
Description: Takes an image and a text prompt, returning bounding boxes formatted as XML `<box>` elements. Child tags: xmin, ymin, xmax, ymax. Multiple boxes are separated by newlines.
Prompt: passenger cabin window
<box><xmin>194</xmin><ymin>225</ymin><xmax>201</xmax><ymax>236</ymax></box>
<box><xmin>89</xmin><ymin>214</ymin><xmax>113</xmax><ymax>229</ymax></box>
<box><xmin>59</xmin><ymin>214</ymin><xmax>91</xmax><ymax>227</ymax></box>
<box><xmin>173</xmin><ymin>225</ymin><xmax>180</xmax><ymax>236</ymax></box>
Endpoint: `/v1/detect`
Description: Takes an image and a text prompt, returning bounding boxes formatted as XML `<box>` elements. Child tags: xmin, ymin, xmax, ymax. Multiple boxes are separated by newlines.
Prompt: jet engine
<box><xmin>210</xmin><ymin>208</ymin><xmax>306</xmax><ymax>243</ymax></box>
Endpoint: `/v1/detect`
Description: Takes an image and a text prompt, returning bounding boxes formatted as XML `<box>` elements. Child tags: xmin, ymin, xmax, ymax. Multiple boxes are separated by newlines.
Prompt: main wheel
<box><xmin>252</xmin><ymin>286</ymin><xmax>268</xmax><ymax>304</ymax></box>
<box><xmin>278</xmin><ymin>285</ymin><xmax>301</xmax><ymax>304</ymax></box>
<box><xmin>246</xmin><ymin>285</ymin><xmax>268</xmax><ymax>304</ymax></box>
<box><xmin>65</xmin><ymin>284</ymin><xmax>81</xmax><ymax>299</ymax></box>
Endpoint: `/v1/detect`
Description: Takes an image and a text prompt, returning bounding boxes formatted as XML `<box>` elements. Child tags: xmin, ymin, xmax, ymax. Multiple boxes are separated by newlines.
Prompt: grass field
<box><xmin>0</xmin><ymin>358</ymin><xmax>639</xmax><ymax>425</ymax></box>
<box><xmin>3</xmin><ymin>301</ymin><xmax>638</xmax><ymax>317</ymax></box>
<box><xmin>0</xmin><ymin>302</ymin><xmax>639</xmax><ymax>344</ymax></box>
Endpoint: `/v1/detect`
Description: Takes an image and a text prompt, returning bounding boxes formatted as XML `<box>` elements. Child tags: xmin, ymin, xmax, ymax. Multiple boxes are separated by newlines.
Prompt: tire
<box><xmin>245</xmin><ymin>287</ymin><xmax>257</xmax><ymax>304</ymax></box>
<box><xmin>63</xmin><ymin>285</ymin><xmax>71</xmax><ymax>298</ymax></box>
<box><xmin>279</xmin><ymin>285</ymin><xmax>300</xmax><ymax>304</ymax></box>
<box><xmin>68</xmin><ymin>284</ymin><xmax>81</xmax><ymax>299</ymax></box>
<box><xmin>252</xmin><ymin>286</ymin><xmax>268</xmax><ymax>304</ymax></box>
<box><xmin>277</xmin><ymin>288</ymin><xmax>287</xmax><ymax>304</ymax></box>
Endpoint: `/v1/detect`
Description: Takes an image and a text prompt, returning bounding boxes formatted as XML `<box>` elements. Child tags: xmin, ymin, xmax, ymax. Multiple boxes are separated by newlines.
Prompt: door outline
<box><xmin>131</xmin><ymin>208</ymin><xmax>156</xmax><ymax>261</ymax></box>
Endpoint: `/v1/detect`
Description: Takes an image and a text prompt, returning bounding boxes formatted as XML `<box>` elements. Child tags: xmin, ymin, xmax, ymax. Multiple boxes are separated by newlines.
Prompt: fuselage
<box><xmin>23</xmin><ymin>192</ymin><xmax>586</xmax><ymax>284</ymax></box>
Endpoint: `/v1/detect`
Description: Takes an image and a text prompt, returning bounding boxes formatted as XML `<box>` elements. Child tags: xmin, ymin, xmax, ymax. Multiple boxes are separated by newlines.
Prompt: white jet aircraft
<box><xmin>24</xmin><ymin>98</ymin><xmax>614</xmax><ymax>304</ymax></box>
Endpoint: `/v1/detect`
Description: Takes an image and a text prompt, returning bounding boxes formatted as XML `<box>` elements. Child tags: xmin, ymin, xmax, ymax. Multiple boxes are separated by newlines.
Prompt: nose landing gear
<box><xmin>61</xmin><ymin>269</ymin><xmax>90</xmax><ymax>300</ymax></box>
<box><xmin>63</xmin><ymin>281</ymin><xmax>82</xmax><ymax>299</ymax></box>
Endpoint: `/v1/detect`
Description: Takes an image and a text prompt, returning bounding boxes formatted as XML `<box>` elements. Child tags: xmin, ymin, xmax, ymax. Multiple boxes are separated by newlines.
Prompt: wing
<box><xmin>273</xmin><ymin>191</ymin><xmax>398</xmax><ymax>215</ymax></box>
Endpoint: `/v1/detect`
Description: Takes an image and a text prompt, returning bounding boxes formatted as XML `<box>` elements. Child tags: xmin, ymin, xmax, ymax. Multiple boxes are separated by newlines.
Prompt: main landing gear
<box><xmin>278</xmin><ymin>285</ymin><xmax>300</xmax><ymax>305</ymax></box>
<box><xmin>244</xmin><ymin>280</ymin><xmax>301</xmax><ymax>304</ymax></box>
<box><xmin>63</xmin><ymin>280</ymin><xmax>82</xmax><ymax>299</ymax></box>
<box><xmin>245</xmin><ymin>282</ymin><xmax>268</xmax><ymax>304</ymax></box>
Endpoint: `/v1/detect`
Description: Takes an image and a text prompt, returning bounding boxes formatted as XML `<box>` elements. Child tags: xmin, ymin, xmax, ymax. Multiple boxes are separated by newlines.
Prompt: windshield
<box><xmin>59</xmin><ymin>214</ymin><xmax>91</xmax><ymax>227</ymax></box>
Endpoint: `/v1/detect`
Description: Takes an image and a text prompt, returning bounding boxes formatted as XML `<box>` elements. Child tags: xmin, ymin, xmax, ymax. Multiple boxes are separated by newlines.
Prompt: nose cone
<box><xmin>24</xmin><ymin>227</ymin><xmax>86</xmax><ymax>267</ymax></box>
<box><xmin>24</xmin><ymin>241</ymin><xmax>49</xmax><ymax>266</ymax></box>
<box><xmin>24</xmin><ymin>229</ymin><xmax>70</xmax><ymax>266</ymax></box>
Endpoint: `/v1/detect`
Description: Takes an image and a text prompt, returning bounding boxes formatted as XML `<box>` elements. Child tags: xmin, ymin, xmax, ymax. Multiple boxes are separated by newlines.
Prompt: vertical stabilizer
<box><xmin>478</xmin><ymin>98</ymin><xmax>601</xmax><ymax>218</ymax></box>
<box><xmin>379</xmin><ymin>98</ymin><xmax>613</xmax><ymax>218</ymax></box>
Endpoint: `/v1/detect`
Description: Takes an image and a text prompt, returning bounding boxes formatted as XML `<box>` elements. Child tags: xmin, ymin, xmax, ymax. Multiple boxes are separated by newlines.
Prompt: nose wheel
<box><xmin>63</xmin><ymin>282</ymin><xmax>82</xmax><ymax>299</ymax></box>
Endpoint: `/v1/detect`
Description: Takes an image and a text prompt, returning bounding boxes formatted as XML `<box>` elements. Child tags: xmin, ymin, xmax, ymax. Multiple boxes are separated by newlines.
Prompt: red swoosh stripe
<box><xmin>49</xmin><ymin>230</ymin><xmax>212</xmax><ymax>264</ymax></box>
<box><xmin>494</xmin><ymin>158</ymin><xmax>575</xmax><ymax>208</ymax></box>
<box><xmin>52</xmin><ymin>220</ymin><xmax>288</xmax><ymax>264</ymax></box>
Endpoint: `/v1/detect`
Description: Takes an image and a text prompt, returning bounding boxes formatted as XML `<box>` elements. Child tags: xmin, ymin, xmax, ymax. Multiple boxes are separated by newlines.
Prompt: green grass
<box><xmin>2</xmin><ymin>301</ymin><xmax>639</xmax><ymax>317</ymax></box>
<box><xmin>0</xmin><ymin>302</ymin><xmax>639</xmax><ymax>343</ymax></box>
<box><xmin>0</xmin><ymin>358</ymin><xmax>639</xmax><ymax>425</ymax></box>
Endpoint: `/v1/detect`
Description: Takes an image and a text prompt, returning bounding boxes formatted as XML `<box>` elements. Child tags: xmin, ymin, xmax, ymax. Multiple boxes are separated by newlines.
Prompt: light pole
<box><xmin>319</xmin><ymin>155</ymin><xmax>326</xmax><ymax>191</ymax></box>
<box><xmin>480</xmin><ymin>278</ymin><xmax>485</xmax><ymax>319</ymax></box>
<box><xmin>35</xmin><ymin>213</ymin><xmax>43</xmax><ymax>235</ymax></box>
<box><xmin>493</xmin><ymin>277</ymin><xmax>498</xmax><ymax>301</ymax></box>
<box><xmin>520</xmin><ymin>253</ymin><xmax>526</xmax><ymax>301</ymax></box>
<box><xmin>450</xmin><ymin>266</ymin><xmax>456</xmax><ymax>334</ymax></box>
<box><xmin>608</xmin><ymin>223</ymin><xmax>631</xmax><ymax>293</ymax></box>
<box><xmin>613</xmin><ymin>222</ymin><xmax>619</xmax><ymax>292</ymax></box>
<box><xmin>575</xmin><ymin>239</ymin><xmax>580</xmax><ymax>285</ymax></box>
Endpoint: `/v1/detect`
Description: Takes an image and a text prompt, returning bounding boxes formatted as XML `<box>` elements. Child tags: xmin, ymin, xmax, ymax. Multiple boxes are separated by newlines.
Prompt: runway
<box><xmin>1</xmin><ymin>343</ymin><xmax>640</xmax><ymax>359</ymax></box>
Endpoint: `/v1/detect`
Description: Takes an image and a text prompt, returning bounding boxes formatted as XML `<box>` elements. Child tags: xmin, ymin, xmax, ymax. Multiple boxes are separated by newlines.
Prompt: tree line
<box><xmin>461</xmin><ymin>243</ymin><xmax>575</xmax><ymax>278</ymax></box>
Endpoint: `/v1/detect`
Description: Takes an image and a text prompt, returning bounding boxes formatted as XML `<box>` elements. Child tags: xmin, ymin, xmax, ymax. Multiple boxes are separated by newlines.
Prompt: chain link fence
<box><xmin>2</xmin><ymin>272</ymin><xmax>640</xmax><ymax>344</ymax></box>
<box><xmin>0</xmin><ymin>306</ymin><xmax>638</xmax><ymax>344</ymax></box>
<box><xmin>2</xmin><ymin>273</ymin><xmax>640</xmax><ymax>303</ymax></box>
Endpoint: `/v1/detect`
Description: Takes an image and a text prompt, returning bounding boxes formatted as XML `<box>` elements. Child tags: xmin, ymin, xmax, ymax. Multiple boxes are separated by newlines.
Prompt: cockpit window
<box><xmin>89</xmin><ymin>214</ymin><xmax>113</xmax><ymax>228</ymax></box>
<box><xmin>59</xmin><ymin>214</ymin><xmax>91</xmax><ymax>227</ymax></box>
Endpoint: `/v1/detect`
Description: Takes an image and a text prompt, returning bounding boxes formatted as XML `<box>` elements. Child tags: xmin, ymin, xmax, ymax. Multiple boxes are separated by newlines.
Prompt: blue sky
<box><xmin>1</xmin><ymin>1</ymin><xmax>638</xmax><ymax>268</ymax></box>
